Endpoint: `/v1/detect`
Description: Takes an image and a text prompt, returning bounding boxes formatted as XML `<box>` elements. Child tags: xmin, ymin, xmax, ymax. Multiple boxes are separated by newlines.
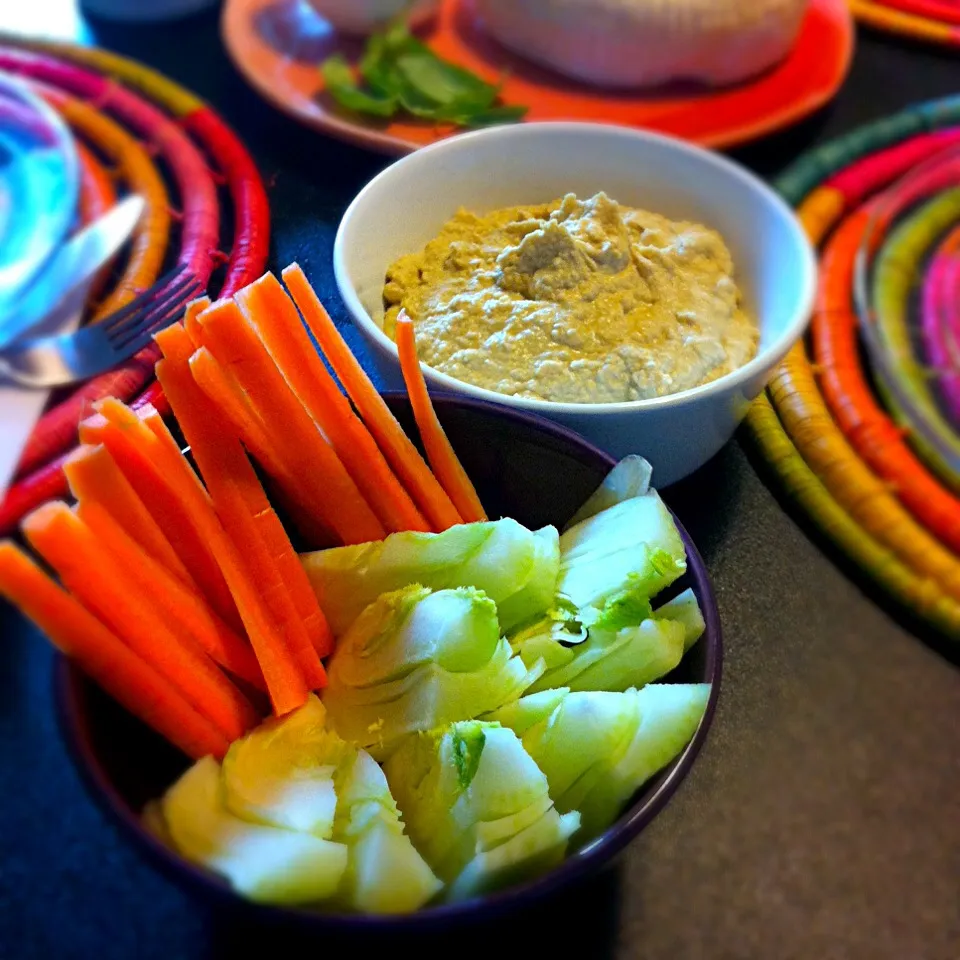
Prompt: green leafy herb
<box><xmin>321</xmin><ymin>23</ymin><xmax>526</xmax><ymax>128</ymax></box>
<box><xmin>321</xmin><ymin>55</ymin><xmax>396</xmax><ymax>118</ymax></box>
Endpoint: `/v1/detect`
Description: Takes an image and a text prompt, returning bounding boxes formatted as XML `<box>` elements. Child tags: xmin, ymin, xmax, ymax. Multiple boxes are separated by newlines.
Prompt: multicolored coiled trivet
<box><xmin>851</xmin><ymin>0</ymin><xmax>960</xmax><ymax>49</ymax></box>
<box><xmin>0</xmin><ymin>40</ymin><xmax>270</xmax><ymax>534</ymax></box>
<box><xmin>746</xmin><ymin>96</ymin><xmax>960</xmax><ymax>642</ymax></box>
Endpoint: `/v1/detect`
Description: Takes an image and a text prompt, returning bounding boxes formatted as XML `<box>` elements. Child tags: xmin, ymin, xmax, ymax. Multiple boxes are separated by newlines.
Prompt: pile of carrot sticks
<box><xmin>0</xmin><ymin>265</ymin><xmax>486</xmax><ymax>759</ymax></box>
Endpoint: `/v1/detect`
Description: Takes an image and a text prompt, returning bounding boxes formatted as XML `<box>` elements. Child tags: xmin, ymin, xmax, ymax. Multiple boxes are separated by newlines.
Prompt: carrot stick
<box><xmin>63</xmin><ymin>443</ymin><xmax>191</xmax><ymax>584</ymax></box>
<box><xmin>136</xmin><ymin>331</ymin><xmax>311</xmax><ymax>716</ymax></box>
<box><xmin>196</xmin><ymin>298</ymin><xmax>386</xmax><ymax>545</ymax></box>
<box><xmin>183</xmin><ymin>295</ymin><xmax>212</xmax><ymax>346</ymax></box>
<box><xmin>156</xmin><ymin>323</ymin><xmax>331</xmax><ymax>679</ymax></box>
<box><xmin>282</xmin><ymin>263</ymin><xmax>462</xmax><ymax>532</ymax></box>
<box><xmin>188</xmin><ymin>346</ymin><xmax>336</xmax><ymax>550</ymax></box>
<box><xmin>235</xmin><ymin>273</ymin><xmax>429</xmax><ymax>534</ymax></box>
<box><xmin>22</xmin><ymin>503</ymin><xmax>259</xmax><ymax>741</ymax></box>
<box><xmin>86</xmin><ymin>402</ymin><xmax>241</xmax><ymax>634</ymax></box>
<box><xmin>136</xmin><ymin>403</ymin><xmax>186</xmax><ymax>463</ymax></box>
<box><xmin>0</xmin><ymin>542</ymin><xmax>230</xmax><ymax>760</ymax></box>
<box><xmin>395</xmin><ymin>312</ymin><xmax>487</xmax><ymax>523</ymax></box>
<box><xmin>75</xmin><ymin>498</ymin><xmax>266</xmax><ymax>691</ymax></box>
<box><xmin>77</xmin><ymin>412</ymin><xmax>109</xmax><ymax>445</ymax></box>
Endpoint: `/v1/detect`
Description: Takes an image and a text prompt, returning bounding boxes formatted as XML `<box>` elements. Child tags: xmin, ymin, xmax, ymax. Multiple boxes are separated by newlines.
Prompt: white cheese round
<box><xmin>474</xmin><ymin>0</ymin><xmax>809</xmax><ymax>89</ymax></box>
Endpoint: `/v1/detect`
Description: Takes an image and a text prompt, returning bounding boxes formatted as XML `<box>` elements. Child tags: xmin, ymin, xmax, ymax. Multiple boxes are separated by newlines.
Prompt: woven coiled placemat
<box><xmin>746</xmin><ymin>97</ymin><xmax>960</xmax><ymax>642</ymax></box>
<box><xmin>0</xmin><ymin>40</ymin><xmax>270</xmax><ymax>533</ymax></box>
<box><xmin>851</xmin><ymin>0</ymin><xmax>960</xmax><ymax>47</ymax></box>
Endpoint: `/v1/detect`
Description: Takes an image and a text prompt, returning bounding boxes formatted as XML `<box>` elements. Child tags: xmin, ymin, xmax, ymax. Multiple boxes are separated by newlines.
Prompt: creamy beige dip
<box><xmin>383</xmin><ymin>192</ymin><xmax>759</xmax><ymax>404</ymax></box>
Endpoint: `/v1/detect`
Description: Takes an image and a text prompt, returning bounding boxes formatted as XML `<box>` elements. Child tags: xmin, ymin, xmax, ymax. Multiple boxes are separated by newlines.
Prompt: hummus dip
<box><xmin>383</xmin><ymin>192</ymin><xmax>759</xmax><ymax>404</ymax></box>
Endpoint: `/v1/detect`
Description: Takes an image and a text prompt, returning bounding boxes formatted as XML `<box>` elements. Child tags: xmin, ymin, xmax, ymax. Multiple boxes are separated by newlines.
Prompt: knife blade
<box><xmin>0</xmin><ymin>194</ymin><xmax>144</xmax><ymax>347</ymax></box>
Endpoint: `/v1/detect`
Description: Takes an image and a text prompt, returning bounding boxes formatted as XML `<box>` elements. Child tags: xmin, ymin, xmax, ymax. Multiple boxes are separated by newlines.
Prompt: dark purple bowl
<box><xmin>55</xmin><ymin>394</ymin><xmax>722</xmax><ymax>931</ymax></box>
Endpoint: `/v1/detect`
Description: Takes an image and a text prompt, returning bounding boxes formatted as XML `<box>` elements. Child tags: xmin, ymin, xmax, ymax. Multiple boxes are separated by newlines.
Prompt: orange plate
<box><xmin>222</xmin><ymin>0</ymin><xmax>854</xmax><ymax>155</ymax></box>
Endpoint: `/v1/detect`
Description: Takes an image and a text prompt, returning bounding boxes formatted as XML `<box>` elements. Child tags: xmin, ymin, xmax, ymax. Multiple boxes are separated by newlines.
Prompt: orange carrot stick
<box><xmin>183</xmin><ymin>295</ymin><xmax>212</xmax><ymax>346</ymax></box>
<box><xmin>94</xmin><ymin>395</ymin><xmax>309</xmax><ymax>716</ymax></box>
<box><xmin>77</xmin><ymin>412</ymin><xmax>109</xmax><ymax>445</ymax></box>
<box><xmin>137</xmin><ymin>403</ymin><xmax>186</xmax><ymax>462</ymax></box>
<box><xmin>76</xmin><ymin>498</ymin><xmax>266</xmax><ymax>690</ymax></box>
<box><xmin>196</xmin><ymin>297</ymin><xmax>385</xmax><ymax>545</ymax></box>
<box><xmin>22</xmin><ymin>503</ymin><xmax>259</xmax><ymax>742</ymax></box>
<box><xmin>282</xmin><ymin>263</ymin><xmax>462</xmax><ymax>532</ymax></box>
<box><xmin>156</xmin><ymin>323</ymin><xmax>331</xmax><ymax>677</ymax></box>
<box><xmin>395</xmin><ymin>312</ymin><xmax>487</xmax><ymax>523</ymax></box>
<box><xmin>188</xmin><ymin>347</ymin><xmax>336</xmax><ymax>549</ymax></box>
<box><xmin>63</xmin><ymin>443</ymin><xmax>191</xmax><ymax>584</ymax></box>
<box><xmin>236</xmin><ymin>273</ymin><xmax>429</xmax><ymax>534</ymax></box>
<box><xmin>0</xmin><ymin>542</ymin><xmax>230</xmax><ymax>760</ymax></box>
<box><xmin>85</xmin><ymin>403</ymin><xmax>241</xmax><ymax>634</ymax></box>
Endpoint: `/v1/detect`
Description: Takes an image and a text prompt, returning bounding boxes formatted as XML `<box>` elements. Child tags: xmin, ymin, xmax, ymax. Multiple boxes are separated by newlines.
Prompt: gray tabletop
<box><xmin>1</xmin><ymin>7</ymin><xmax>959</xmax><ymax>959</ymax></box>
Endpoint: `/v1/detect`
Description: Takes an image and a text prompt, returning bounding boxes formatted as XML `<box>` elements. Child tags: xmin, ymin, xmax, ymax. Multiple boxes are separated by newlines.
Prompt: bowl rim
<box><xmin>334</xmin><ymin>120</ymin><xmax>817</xmax><ymax>416</ymax></box>
<box><xmin>0</xmin><ymin>72</ymin><xmax>80</xmax><ymax>310</ymax></box>
<box><xmin>55</xmin><ymin>393</ymin><xmax>723</xmax><ymax>930</ymax></box>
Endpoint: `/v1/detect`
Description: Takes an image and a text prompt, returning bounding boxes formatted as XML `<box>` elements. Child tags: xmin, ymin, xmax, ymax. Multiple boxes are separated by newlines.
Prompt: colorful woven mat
<box><xmin>745</xmin><ymin>95</ymin><xmax>960</xmax><ymax>644</ymax></box>
<box><xmin>0</xmin><ymin>39</ymin><xmax>270</xmax><ymax>534</ymax></box>
<box><xmin>851</xmin><ymin>0</ymin><xmax>960</xmax><ymax>48</ymax></box>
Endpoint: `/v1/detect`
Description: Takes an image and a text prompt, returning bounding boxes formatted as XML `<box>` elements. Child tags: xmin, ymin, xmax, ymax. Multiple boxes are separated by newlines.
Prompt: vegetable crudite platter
<box><xmin>744</xmin><ymin>96</ymin><xmax>960</xmax><ymax>648</ymax></box>
<box><xmin>0</xmin><ymin>265</ymin><xmax>720</xmax><ymax>921</ymax></box>
<box><xmin>850</xmin><ymin>0</ymin><xmax>960</xmax><ymax>49</ymax></box>
<box><xmin>0</xmin><ymin>37</ymin><xmax>269</xmax><ymax>533</ymax></box>
<box><xmin>220</xmin><ymin>0</ymin><xmax>853</xmax><ymax>154</ymax></box>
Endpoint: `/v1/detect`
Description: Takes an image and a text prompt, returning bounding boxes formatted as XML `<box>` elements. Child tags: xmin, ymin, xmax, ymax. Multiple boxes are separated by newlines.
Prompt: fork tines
<box><xmin>104</xmin><ymin>266</ymin><xmax>204</xmax><ymax>351</ymax></box>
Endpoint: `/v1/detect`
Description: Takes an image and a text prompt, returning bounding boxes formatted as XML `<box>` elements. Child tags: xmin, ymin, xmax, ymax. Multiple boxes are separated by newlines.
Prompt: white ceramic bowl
<box><xmin>334</xmin><ymin>123</ymin><xmax>816</xmax><ymax>486</ymax></box>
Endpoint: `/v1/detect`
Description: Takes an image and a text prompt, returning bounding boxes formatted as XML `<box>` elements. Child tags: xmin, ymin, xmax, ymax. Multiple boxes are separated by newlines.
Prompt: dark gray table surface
<box><xmin>1</xmin><ymin>6</ymin><xmax>959</xmax><ymax>959</ymax></box>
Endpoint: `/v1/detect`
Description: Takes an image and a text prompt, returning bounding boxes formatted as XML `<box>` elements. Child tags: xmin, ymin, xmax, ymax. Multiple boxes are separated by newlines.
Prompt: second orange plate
<box><xmin>222</xmin><ymin>0</ymin><xmax>854</xmax><ymax>154</ymax></box>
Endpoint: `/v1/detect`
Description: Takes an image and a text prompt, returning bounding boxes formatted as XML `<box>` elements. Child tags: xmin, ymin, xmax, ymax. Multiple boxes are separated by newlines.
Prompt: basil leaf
<box><xmin>453</xmin><ymin>104</ymin><xmax>529</xmax><ymax>126</ymax></box>
<box><xmin>321</xmin><ymin>55</ymin><xmax>397</xmax><ymax>118</ymax></box>
<box><xmin>394</xmin><ymin>50</ymin><xmax>499</xmax><ymax>109</ymax></box>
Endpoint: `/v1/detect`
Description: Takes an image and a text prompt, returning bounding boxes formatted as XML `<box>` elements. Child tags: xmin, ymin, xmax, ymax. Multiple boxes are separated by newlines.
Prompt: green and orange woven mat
<box><xmin>0</xmin><ymin>39</ymin><xmax>270</xmax><ymax>533</ymax></box>
<box><xmin>746</xmin><ymin>94</ymin><xmax>960</xmax><ymax>644</ymax></box>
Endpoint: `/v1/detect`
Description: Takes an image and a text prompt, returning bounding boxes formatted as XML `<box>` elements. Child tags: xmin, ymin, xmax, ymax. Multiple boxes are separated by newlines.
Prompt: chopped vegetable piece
<box><xmin>88</xmin><ymin>400</ymin><xmax>242</xmax><ymax>633</ymax></box>
<box><xmin>188</xmin><ymin>346</ymin><xmax>336</xmax><ymax>549</ymax></box>
<box><xmin>235</xmin><ymin>273</ymin><xmax>428</xmax><ymax>534</ymax></box>
<box><xmin>222</xmin><ymin>696</ymin><xmax>346</xmax><ymax>835</ymax></box>
<box><xmin>282</xmin><ymin>263</ymin><xmax>462</xmax><ymax>532</ymax></box>
<box><xmin>77</xmin><ymin>498</ymin><xmax>265</xmax><ymax>691</ymax></box>
<box><xmin>0</xmin><ymin>542</ymin><xmax>230</xmax><ymax>760</ymax></box>
<box><xmin>302</xmin><ymin>517</ymin><xmax>559</xmax><ymax>636</ymax></box>
<box><xmin>96</xmin><ymin>393</ymin><xmax>308</xmax><ymax>718</ymax></box>
<box><xmin>22</xmin><ymin>502</ymin><xmax>259</xmax><ymax>742</ymax></box>
<box><xmin>575</xmin><ymin>684</ymin><xmax>710</xmax><ymax>839</ymax></box>
<box><xmin>196</xmin><ymin>297</ymin><xmax>386</xmax><ymax>546</ymax></box>
<box><xmin>511</xmin><ymin>615</ymin><xmax>684</xmax><ymax>695</ymax></box>
<box><xmin>385</xmin><ymin>721</ymin><xmax>578</xmax><ymax>898</ymax></box>
<box><xmin>564</xmin><ymin>456</ymin><xmax>653</xmax><ymax>530</ymax></box>
<box><xmin>496</xmin><ymin>685</ymin><xmax>710</xmax><ymax>840</ymax></box>
<box><xmin>323</xmin><ymin>586</ymin><xmax>541</xmax><ymax>758</ymax></box>
<box><xmin>163</xmin><ymin>756</ymin><xmax>349</xmax><ymax>905</ymax></box>
<box><xmin>156</xmin><ymin>323</ymin><xmax>331</xmax><ymax>683</ymax></box>
<box><xmin>653</xmin><ymin>588</ymin><xmax>706</xmax><ymax>652</ymax></box>
<box><xmin>63</xmin><ymin>443</ymin><xmax>190</xmax><ymax>585</ymax></box>
<box><xmin>218</xmin><ymin>695</ymin><xmax>441</xmax><ymax>913</ymax></box>
<box><xmin>182</xmin><ymin>295</ymin><xmax>212</xmax><ymax>346</ymax></box>
<box><xmin>558</xmin><ymin>493</ymin><xmax>686</xmax><ymax>612</ymax></box>
<box><xmin>395</xmin><ymin>312</ymin><xmax>487</xmax><ymax>523</ymax></box>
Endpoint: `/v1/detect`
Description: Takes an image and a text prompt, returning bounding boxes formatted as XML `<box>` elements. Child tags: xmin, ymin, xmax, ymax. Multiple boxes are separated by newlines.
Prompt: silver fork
<box><xmin>0</xmin><ymin>267</ymin><xmax>203</xmax><ymax>389</ymax></box>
